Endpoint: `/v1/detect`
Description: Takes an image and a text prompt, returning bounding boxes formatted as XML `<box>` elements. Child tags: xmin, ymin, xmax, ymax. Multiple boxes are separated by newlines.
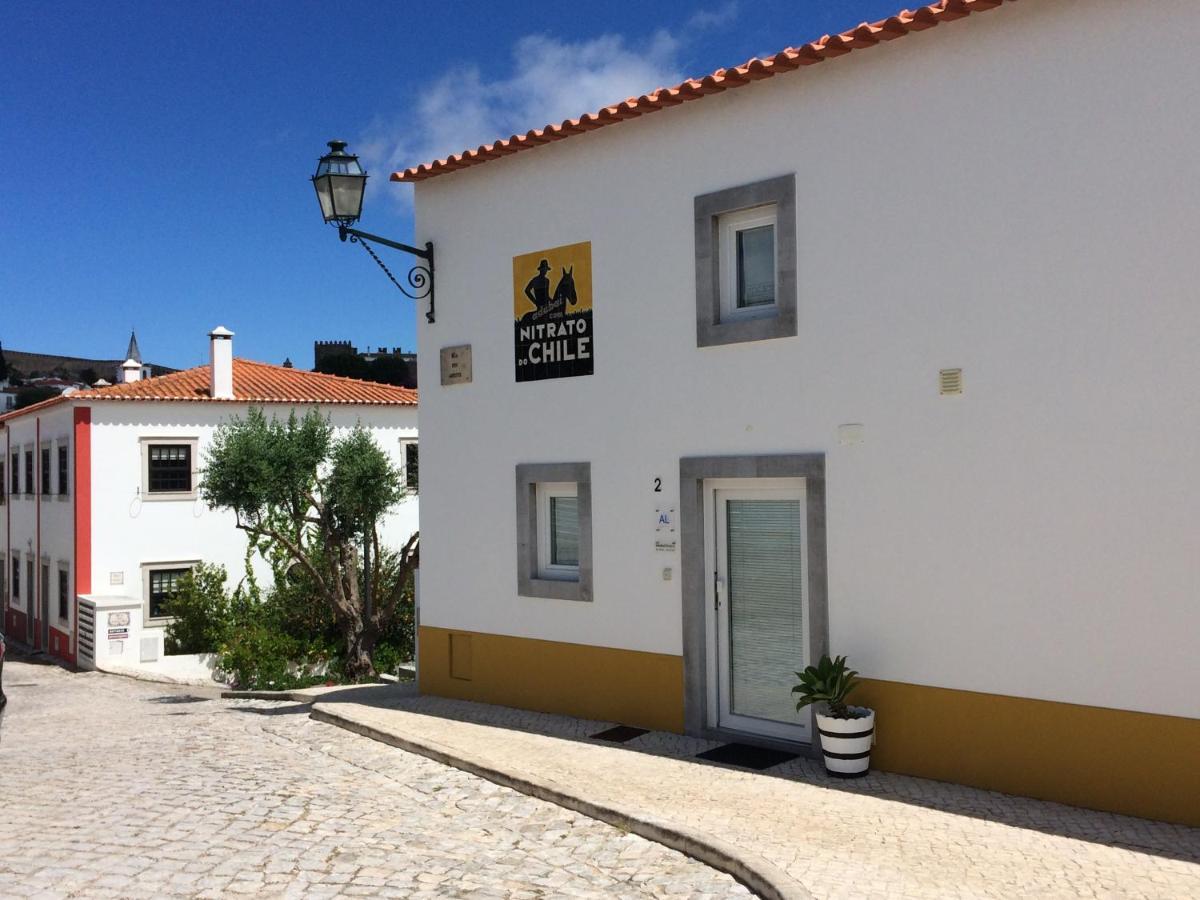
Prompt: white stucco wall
<box><xmin>2</xmin><ymin>402</ymin><xmax>77</xmax><ymax>642</ymax></box>
<box><xmin>411</xmin><ymin>0</ymin><xmax>1200</xmax><ymax>719</ymax></box>
<box><xmin>86</xmin><ymin>401</ymin><xmax>419</xmax><ymax>644</ymax></box>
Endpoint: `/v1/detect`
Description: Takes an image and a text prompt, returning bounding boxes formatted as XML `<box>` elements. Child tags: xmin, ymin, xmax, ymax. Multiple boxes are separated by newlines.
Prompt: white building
<box><xmin>1</xmin><ymin>327</ymin><xmax>418</xmax><ymax>680</ymax></box>
<box><xmin>396</xmin><ymin>0</ymin><xmax>1199</xmax><ymax>825</ymax></box>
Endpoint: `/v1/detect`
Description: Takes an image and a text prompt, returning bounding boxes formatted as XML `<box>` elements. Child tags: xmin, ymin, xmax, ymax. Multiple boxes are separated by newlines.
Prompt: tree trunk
<box><xmin>344</xmin><ymin>620</ymin><xmax>378</xmax><ymax>681</ymax></box>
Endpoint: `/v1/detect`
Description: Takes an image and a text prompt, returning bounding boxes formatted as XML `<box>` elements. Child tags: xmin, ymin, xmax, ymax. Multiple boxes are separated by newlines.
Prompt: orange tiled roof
<box><xmin>0</xmin><ymin>359</ymin><xmax>416</xmax><ymax>424</ymax></box>
<box><xmin>392</xmin><ymin>0</ymin><xmax>1012</xmax><ymax>184</ymax></box>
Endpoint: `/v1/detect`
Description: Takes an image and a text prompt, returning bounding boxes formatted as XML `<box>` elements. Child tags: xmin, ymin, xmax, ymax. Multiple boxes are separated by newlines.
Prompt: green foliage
<box><xmin>201</xmin><ymin>406</ymin><xmax>416</xmax><ymax>681</ymax></box>
<box><xmin>162</xmin><ymin>563</ymin><xmax>234</xmax><ymax>655</ymax></box>
<box><xmin>14</xmin><ymin>385</ymin><xmax>60</xmax><ymax>409</ymax></box>
<box><xmin>327</xmin><ymin>428</ymin><xmax>404</xmax><ymax>539</ymax></box>
<box><xmin>792</xmin><ymin>654</ymin><xmax>862</xmax><ymax>719</ymax></box>
<box><xmin>202</xmin><ymin>408</ymin><xmax>331</xmax><ymax>526</ymax></box>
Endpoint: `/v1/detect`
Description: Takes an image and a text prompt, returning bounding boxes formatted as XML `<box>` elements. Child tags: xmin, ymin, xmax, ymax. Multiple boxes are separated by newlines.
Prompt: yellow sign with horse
<box><xmin>512</xmin><ymin>240</ymin><xmax>593</xmax><ymax>382</ymax></box>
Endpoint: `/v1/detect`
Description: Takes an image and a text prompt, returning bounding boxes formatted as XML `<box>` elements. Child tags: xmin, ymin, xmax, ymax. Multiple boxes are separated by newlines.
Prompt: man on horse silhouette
<box><xmin>524</xmin><ymin>259</ymin><xmax>553</xmax><ymax>310</ymax></box>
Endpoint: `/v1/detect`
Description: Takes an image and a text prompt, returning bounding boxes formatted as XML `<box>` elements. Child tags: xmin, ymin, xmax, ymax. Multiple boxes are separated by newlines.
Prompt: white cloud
<box><xmin>687</xmin><ymin>1</ymin><xmax>739</xmax><ymax>32</ymax></box>
<box><xmin>359</xmin><ymin>4</ymin><xmax>738</xmax><ymax>204</ymax></box>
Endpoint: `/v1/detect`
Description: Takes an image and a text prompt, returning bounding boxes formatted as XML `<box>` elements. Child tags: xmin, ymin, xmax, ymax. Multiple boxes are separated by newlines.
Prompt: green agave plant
<box><xmin>792</xmin><ymin>654</ymin><xmax>861</xmax><ymax>719</ymax></box>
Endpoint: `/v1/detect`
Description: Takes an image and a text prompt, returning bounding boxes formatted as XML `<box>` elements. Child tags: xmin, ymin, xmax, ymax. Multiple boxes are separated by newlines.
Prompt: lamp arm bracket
<box><xmin>338</xmin><ymin>225</ymin><xmax>436</xmax><ymax>323</ymax></box>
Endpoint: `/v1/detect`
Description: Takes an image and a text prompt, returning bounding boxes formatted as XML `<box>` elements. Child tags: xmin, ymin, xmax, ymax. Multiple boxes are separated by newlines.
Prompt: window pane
<box><xmin>726</xmin><ymin>498</ymin><xmax>804</xmax><ymax>723</ymax></box>
<box><xmin>58</xmin><ymin>446</ymin><xmax>69</xmax><ymax>494</ymax></box>
<box><xmin>736</xmin><ymin>224</ymin><xmax>775</xmax><ymax>308</ymax></box>
<box><xmin>405</xmin><ymin>443</ymin><xmax>419</xmax><ymax>491</ymax></box>
<box><xmin>148</xmin><ymin>445</ymin><xmax>191</xmax><ymax>493</ymax></box>
<box><xmin>149</xmin><ymin>567</ymin><xmax>188</xmax><ymax>618</ymax></box>
<box><xmin>550</xmin><ymin>496</ymin><xmax>579</xmax><ymax>567</ymax></box>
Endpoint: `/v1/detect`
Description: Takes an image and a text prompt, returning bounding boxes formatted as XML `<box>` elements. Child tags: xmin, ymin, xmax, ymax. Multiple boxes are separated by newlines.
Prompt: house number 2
<box><xmin>653</xmin><ymin>478</ymin><xmax>662</xmax><ymax>493</ymax></box>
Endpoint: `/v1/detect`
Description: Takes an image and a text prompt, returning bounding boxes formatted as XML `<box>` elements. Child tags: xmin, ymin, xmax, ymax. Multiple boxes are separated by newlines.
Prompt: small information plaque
<box><xmin>440</xmin><ymin>344</ymin><xmax>473</xmax><ymax>386</ymax></box>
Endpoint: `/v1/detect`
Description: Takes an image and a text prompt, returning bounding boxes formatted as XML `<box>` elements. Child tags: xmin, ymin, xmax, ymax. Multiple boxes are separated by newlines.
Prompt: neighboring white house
<box><xmin>396</xmin><ymin>0</ymin><xmax>1199</xmax><ymax>826</ymax></box>
<box><xmin>0</xmin><ymin>327</ymin><xmax>418</xmax><ymax>680</ymax></box>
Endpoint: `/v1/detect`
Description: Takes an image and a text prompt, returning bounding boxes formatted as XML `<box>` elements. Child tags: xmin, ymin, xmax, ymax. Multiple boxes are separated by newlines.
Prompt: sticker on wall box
<box><xmin>513</xmin><ymin>241</ymin><xmax>593</xmax><ymax>382</ymax></box>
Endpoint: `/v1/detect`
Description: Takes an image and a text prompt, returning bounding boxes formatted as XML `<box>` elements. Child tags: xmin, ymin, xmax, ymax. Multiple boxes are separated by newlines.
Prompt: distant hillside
<box><xmin>3</xmin><ymin>349</ymin><xmax>177</xmax><ymax>384</ymax></box>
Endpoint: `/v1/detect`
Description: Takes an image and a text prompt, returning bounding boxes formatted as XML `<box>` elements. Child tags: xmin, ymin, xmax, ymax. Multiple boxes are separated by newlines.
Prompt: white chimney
<box><xmin>121</xmin><ymin>358</ymin><xmax>142</xmax><ymax>383</ymax></box>
<box><xmin>209</xmin><ymin>326</ymin><xmax>235</xmax><ymax>399</ymax></box>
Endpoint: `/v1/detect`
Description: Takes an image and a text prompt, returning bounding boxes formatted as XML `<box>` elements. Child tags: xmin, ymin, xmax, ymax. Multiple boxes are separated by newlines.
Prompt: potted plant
<box><xmin>792</xmin><ymin>654</ymin><xmax>875</xmax><ymax>778</ymax></box>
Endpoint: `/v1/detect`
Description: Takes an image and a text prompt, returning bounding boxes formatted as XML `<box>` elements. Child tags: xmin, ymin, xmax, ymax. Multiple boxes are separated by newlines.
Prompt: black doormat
<box><xmin>696</xmin><ymin>742</ymin><xmax>798</xmax><ymax>770</ymax></box>
<box><xmin>590</xmin><ymin>725</ymin><xmax>649</xmax><ymax>744</ymax></box>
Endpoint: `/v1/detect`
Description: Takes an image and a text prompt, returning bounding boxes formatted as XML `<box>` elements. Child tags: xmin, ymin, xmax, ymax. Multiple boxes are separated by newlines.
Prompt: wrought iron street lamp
<box><xmin>311</xmin><ymin>140</ymin><xmax>435</xmax><ymax>323</ymax></box>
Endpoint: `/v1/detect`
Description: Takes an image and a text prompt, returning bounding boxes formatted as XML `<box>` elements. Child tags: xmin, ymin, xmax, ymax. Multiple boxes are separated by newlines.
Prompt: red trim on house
<box><xmin>49</xmin><ymin>625</ymin><xmax>71</xmax><ymax>661</ymax></box>
<box><xmin>72</xmin><ymin>406</ymin><xmax>91</xmax><ymax>665</ymax></box>
<box><xmin>3</xmin><ymin>422</ymin><xmax>9</xmax><ymax>635</ymax></box>
<box><xmin>7</xmin><ymin>608</ymin><xmax>27</xmax><ymax>639</ymax></box>
<box><xmin>34</xmin><ymin>416</ymin><xmax>41</xmax><ymax>650</ymax></box>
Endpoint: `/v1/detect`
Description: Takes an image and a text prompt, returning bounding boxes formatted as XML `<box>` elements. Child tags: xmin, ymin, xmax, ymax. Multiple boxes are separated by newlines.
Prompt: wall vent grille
<box><xmin>939</xmin><ymin>368</ymin><xmax>964</xmax><ymax>396</ymax></box>
<box><xmin>77</xmin><ymin>599</ymin><xmax>96</xmax><ymax>668</ymax></box>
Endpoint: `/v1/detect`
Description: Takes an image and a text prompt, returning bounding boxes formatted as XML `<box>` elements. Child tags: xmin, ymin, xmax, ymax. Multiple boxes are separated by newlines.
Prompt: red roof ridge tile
<box><xmin>392</xmin><ymin>0</ymin><xmax>1015</xmax><ymax>184</ymax></box>
<box><xmin>0</xmin><ymin>358</ymin><xmax>416</xmax><ymax>424</ymax></box>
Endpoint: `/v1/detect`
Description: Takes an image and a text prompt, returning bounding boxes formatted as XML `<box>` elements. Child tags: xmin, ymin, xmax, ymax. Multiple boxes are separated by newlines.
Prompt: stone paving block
<box><xmin>0</xmin><ymin>660</ymin><xmax>751</xmax><ymax>899</ymax></box>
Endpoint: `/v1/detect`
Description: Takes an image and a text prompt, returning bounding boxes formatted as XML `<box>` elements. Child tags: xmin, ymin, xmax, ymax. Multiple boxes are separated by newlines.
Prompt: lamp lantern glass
<box><xmin>312</xmin><ymin>140</ymin><xmax>367</xmax><ymax>225</ymax></box>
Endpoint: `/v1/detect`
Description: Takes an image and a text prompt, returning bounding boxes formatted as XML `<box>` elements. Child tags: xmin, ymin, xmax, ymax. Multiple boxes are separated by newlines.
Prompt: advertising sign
<box><xmin>513</xmin><ymin>241</ymin><xmax>593</xmax><ymax>382</ymax></box>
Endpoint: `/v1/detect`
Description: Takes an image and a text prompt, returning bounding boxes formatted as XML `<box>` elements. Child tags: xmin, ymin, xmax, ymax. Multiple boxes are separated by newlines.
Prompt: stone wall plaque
<box><xmin>440</xmin><ymin>344</ymin><xmax>473</xmax><ymax>386</ymax></box>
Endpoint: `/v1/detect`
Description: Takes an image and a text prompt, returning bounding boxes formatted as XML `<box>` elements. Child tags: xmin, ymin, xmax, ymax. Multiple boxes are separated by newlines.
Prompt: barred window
<box><xmin>147</xmin><ymin>445</ymin><xmax>192</xmax><ymax>493</ymax></box>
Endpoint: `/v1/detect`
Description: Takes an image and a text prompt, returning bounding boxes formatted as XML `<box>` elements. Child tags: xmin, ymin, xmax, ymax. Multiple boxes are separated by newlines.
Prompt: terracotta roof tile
<box><xmin>392</xmin><ymin>0</ymin><xmax>1014</xmax><ymax>184</ymax></box>
<box><xmin>0</xmin><ymin>359</ymin><xmax>416</xmax><ymax>424</ymax></box>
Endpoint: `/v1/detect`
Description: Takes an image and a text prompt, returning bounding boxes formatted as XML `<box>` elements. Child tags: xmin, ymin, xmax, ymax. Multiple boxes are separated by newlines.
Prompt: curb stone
<box><xmin>310</xmin><ymin>702</ymin><xmax>813</xmax><ymax>900</ymax></box>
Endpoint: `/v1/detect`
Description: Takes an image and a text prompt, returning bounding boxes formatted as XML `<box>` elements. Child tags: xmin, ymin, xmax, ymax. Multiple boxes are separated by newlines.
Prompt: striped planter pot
<box><xmin>816</xmin><ymin>707</ymin><xmax>875</xmax><ymax>778</ymax></box>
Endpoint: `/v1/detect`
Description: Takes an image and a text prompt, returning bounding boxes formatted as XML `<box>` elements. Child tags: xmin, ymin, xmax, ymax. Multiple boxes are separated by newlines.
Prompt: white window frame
<box><xmin>719</xmin><ymin>205</ymin><xmax>779</xmax><ymax>323</ymax></box>
<box><xmin>140</xmin><ymin>437</ymin><xmax>200</xmax><ymax>501</ymax></box>
<box><xmin>399</xmin><ymin>438</ymin><xmax>418</xmax><ymax>493</ymax></box>
<box><xmin>535</xmin><ymin>482</ymin><xmax>579</xmax><ymax>581</ymax></box>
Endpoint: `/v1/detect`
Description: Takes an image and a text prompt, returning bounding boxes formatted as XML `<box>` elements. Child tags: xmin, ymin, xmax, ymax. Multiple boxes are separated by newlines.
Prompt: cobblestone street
<box><xmin>0</xmin><ymin>659</ymin><xmax>750</xmax><ymax>899</ymax></box>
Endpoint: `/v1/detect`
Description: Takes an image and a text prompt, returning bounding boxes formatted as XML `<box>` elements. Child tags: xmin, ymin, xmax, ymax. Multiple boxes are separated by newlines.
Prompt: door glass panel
<box><xmin>725</xmin><ymin>498</ymin><xmax>804</xmax><ymax>722</ymax></box>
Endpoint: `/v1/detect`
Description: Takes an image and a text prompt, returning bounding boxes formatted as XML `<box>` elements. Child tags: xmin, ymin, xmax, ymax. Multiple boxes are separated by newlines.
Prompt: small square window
<box><xmin>720</xmin><ymin>206</ymin><xmax>778</xmax><ymax>322</ymax></box>
<box><xmin>147</xmin><ymin>444</ymin><xmax>193</xmax><ymax>494</ymax></box>
<box><xmin>537</xmin><ymin>483</ymin><xmax>579</xmax><ymax>579</ymax></box>
<box><xmin>516</xmin><ymin>462</ymin><xmax>592</xmax><ymax>602</ymax></box>
<box><xmin>695</xmin><ymin>173</ymin><xmax>797</xmax><ymax>347</ymax></box>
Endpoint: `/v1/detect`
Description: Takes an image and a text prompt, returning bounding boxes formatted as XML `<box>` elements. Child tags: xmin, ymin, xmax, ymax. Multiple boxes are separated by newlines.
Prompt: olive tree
<box><xmin>201</xmin><ymin>407</ymin><xmax>418</xmax><ymax>678</ymax></box>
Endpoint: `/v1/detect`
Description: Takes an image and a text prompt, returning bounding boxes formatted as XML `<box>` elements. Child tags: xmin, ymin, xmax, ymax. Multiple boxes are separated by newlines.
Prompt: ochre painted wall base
<box><xmin>418</xmin><ymin>626</ymin><xmax>684</xmax><ymax>732</ymax></box>
<box><xmin>855</xmin><ymin>678</ymin><xmax>1200</xmax><ymax>827</ymax></box>
<box><xmin>418</xmin><ymin>626</ymin><xmax>1200</xmax><ymax>827</ymax></box>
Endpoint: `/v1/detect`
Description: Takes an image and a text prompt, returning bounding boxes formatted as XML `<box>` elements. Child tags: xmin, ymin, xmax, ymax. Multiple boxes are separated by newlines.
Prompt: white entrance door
<box><xmin>707</xmin><ymin>479</ymin><xmax>810</xmax><ymax>742</ymax></box>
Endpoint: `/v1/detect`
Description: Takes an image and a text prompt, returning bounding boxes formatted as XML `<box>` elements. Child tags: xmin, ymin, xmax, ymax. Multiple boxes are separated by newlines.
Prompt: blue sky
<box><xmin>2</xmin><ymin>0</ymin><xmax>906</xmax><ymax>371</ymax></box>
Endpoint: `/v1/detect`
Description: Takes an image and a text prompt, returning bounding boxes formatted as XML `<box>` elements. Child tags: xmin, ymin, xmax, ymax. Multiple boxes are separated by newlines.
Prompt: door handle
<box><xmin>714</xmin><ymin>576</ymin><xmax>725</xmax><ymax>610</ymax></box>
